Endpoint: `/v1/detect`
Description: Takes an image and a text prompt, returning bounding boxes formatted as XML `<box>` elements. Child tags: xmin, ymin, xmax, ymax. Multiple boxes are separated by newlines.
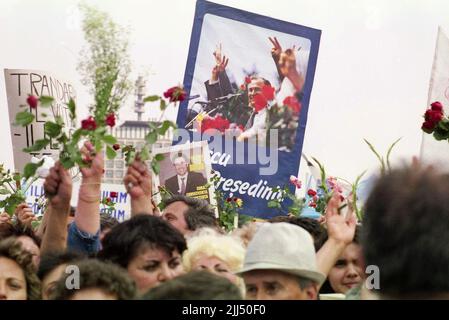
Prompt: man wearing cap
<box><xmin>164</xmin><ymin>153</ymin><xmax>207</xmax><ymax>197</ymax></box>
<box><xmin>238</xmin><ymin>222</ymin><xmax>325</xmax><ymax>300</ymax></box>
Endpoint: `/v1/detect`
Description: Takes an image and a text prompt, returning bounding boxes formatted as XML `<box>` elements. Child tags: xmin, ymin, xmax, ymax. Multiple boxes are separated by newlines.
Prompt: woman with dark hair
<box><xmin>37</xmin><ymin>251</ymin><xmax>86</xmax><ymax>300</ymax></box>
<box><xmin>0</xmin><ymin>238</ymin><xmax>41</xmax><ymax>300</ymax></box>
<box><xmin>319</xmin><ymin>225</ymin><xmax>364</xmax><ymax>295</ymax></box>
<box><xmin>98</xmin><ymin>215</ymin><xmax>187</xmax><ymax>295</ymax></box>
<box><xmin>0</xmin><ymin>223</ymin><xmax>41</xmax><ymax>268</ymax></box>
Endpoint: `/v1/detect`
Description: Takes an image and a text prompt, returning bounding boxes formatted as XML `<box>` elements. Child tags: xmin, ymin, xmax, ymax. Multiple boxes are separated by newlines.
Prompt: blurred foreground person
<box><xmin>143</xmin><ymin>271</ymin><xmax>242</xmax><ymax>300</ymax></box>
<box><xmin>363</xmin><ymin>165</ymin><xmax>449</xmax><ymax>299</ymax></box>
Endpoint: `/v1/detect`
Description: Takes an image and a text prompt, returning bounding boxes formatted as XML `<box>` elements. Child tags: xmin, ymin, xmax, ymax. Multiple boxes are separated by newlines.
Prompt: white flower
<box><xmin>31</xmin><ymin>156</ymin><xmax>56</xmax><ymax>178</ymax></box>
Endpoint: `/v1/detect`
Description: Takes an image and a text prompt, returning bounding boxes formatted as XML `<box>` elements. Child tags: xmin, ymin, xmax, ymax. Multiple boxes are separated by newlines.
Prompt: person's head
<box><xmin>363</xmin><ymin>165</ymin><xmax>449</xmax><ymax>299</ymax></box>
<box><xmin>269</xmin><ymin>216</ymin><xmax>328</xmax><ymax>251</ymax></box>
<box><xmin>326</xmin><ymin>225</ymin><xmax>363</xmax><ymax>294</ymax></box>
<box><xmin>142</xmin><ymin>271</ymin><xmax>242</xmax><ymax>300</ymax></box>
<box><xmin>0</xmin><ymin>238</ymin><xmax>41</xmax><ymax>300</ymax></box>
<box><xmin>51</xmin><ymin>259</ymin><xmax>136</xmax><ymax>300</ymax></box>
<box><xmin>0</xmin><ymin>223</ymin><xmax>41</xmax><ymax>267</ymax></box>
<box><xmin>98</xmin><ymin>215</ymin><xmax>187</xmax><ymax>295</ymax></box>
<box><xmin>231</xmin><ymin>221</ymin><xmax>261</xmax><ymax>248</ymax></box>
<box><xmin>162</xmin><ymin>195</ymin><xmax>218</xmax><ymax>235</ymax></box>
<box><xmin>247</xmin><ymin>76</ymin><xmax>270</xmax><ymax>109</ymax></box>
<box><xmin>37</xmin><ymin>251</ymin><xmax>86</xmax><ymax>300</ymax></box>
<box><xmin>171</xmin><ymin>153</ymin><xmax>189</xmax><ymax>176</ymax></box>
<box><xmin>238</xmin><ymin>222</ymin><xmax>324</xmax><ymax>300</ymax></box>
<box><xmin>99</xmin><ymin>213</ymin><xmax>119</xmax><ymax>243</ymax></box>
<box><xmin>182</xmin><ymin>228</ymin><xmax>245</xmax><ymax>287</ymax></box>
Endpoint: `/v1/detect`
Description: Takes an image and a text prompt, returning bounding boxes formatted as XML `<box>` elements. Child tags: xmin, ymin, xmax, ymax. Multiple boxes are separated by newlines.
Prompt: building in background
<box><xmin>103</xmin><ymin>76</ymin><xmax>173</xmax><ymax>184</ymax></box>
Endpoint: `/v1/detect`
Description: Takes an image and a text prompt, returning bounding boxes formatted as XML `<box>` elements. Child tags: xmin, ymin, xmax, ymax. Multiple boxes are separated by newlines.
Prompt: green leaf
<box><xmin>0</xmin><ymin>189</ymin><xmax>10</xmax><ymax>195</ymax></box>
<box><xmin>363</xmin><ymin>139</ymin><xmax>385</xmax><ymax>174</ymax></box>
<box><xmin>267</xmin><ymin>200</ymin><xmax>281</xmax><ymax>209</ymax></box>
<box><xmin>158</xmin><ymin>120</ymin><xmax>175</xmax><ymax>135</ymax></box>
<box><xmin>60</xmin><ymin>156</ymin><xmax>75</xmax><ymax>169</ymax></box>
<box><xmin>70</xmin><ymin>129</ymin><xmax>83</xmax><ymax>144</ymax></box>
<box><xmin>386</xmin><ymin>138</ymin><xmax>402</xmax><ymax>171</ymax></box>
<box><xmin>67</xmin><ymin>98</ymin><xmax>76</xmax><ymax>120</ymax></box>
<box><xmin>139</xmin><ymin>145</ymin><xmax>150</xmax><ymax>161</ymax></box>
<box><xmin>151</xmin><ymin>159</ymin><xmax>160</xmax><ymax>175</ymax></box>
<box><xmin>23</xmin><ymin>161</ymin><xmax>43</xmax><ymax>179</ymax></box>
<box><xmin>106</xmin><ymin>145</ymin><xmax>117</xmax><ymax>160</ymax></box>
<box><xmin>39</xmin><ymin>96</ymin><xmax>54</xmax><ymax>107</ymax></box>
<box><xmin>23</xmin><ymin>139</ymin><xmax>50</xmax><ymax>153</ymax></box>
<box><xmin>54</xmin><ymin>116</ymin><xmax>64</xmax><ymax>126</ymax></box>
<box><xmin>145</xmin><ymin>131</ymin><xmax>158</xmax><ymax>145</ymax></box>
<box><xmin>102</xmin><ymin>135</ymin><xmax>117</xmax><ymax>145</ymax></box>
<box><xmin>44</xmin><ymin>121</ymin><xmax>62</xmax><ymax>138</ymax></box>
<box><xmin>15</xmin><ymin>111</ymin><xmax>35</xmax><ymax>126</ymax></box>
<box><xmin>143</xmin><ymin>95</ymin><xmax>160</xmax><ymax>102</ymax></box>
<box><xmin>160</xmin><ymin>99</ymin><xmax>167</xmax><ymax>111</ymax></box>
<box><xmin>154</xmin><ymin>153</ymin><xmax>165</xmax><ymax>161</ymax></box>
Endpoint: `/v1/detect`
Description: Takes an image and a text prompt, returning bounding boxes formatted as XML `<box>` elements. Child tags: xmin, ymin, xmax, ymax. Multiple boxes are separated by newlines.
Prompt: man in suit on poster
<box><xmin>163</xmin><ymin>153</ymin><xmax>208</xmax><ymax>196</ymax></box>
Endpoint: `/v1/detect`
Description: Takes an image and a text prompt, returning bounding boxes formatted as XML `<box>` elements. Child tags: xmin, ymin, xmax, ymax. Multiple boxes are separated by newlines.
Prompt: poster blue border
<box><xmin>176</xmin><ymin>0</ymin><xmax>321</xmax><ymax>218</ymax></box>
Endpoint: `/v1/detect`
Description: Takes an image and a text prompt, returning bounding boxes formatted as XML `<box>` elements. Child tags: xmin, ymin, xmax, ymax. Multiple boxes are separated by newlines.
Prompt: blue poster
<box><xmin>176</xmin><ymin>0</ymin><xmax>321</xmax><ymax>219</ymax></box>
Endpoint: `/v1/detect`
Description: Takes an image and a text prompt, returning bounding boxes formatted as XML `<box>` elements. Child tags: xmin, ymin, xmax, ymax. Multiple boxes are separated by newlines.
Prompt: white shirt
<box><xmin>177</xmin><ymin>173</ymin><xmax>188</xmax><ymax>193</ymax></box>
<box><xmin>243</xmin><ymin>108</ymin><xmax>267</xmax><ymax>144</ymax></box>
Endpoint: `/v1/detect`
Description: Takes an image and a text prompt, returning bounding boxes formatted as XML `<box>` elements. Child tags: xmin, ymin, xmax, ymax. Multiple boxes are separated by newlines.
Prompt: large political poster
<box><xmin>176</xmin><ymin>0</ymin><xmax>321</xmax><ymax>218</ymax></box>
<box><xmin>4</xmin><ymin>69</ymin><xmax>77</xmax><ymax>173</ymax></box>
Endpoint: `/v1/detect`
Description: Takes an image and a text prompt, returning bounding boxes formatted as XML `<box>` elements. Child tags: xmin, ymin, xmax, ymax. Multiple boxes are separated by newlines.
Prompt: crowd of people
<box><xmin>0</xmin><ymin>142</ymin><xmax>448</xmax><ymax>300</ymax></box>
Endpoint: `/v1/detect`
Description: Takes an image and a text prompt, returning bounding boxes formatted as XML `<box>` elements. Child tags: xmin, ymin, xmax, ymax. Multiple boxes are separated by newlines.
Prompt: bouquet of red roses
<box><xmin>421</xmin><ymin>101</ymin><xmax>448</xmax><ymax>140</ymax></box>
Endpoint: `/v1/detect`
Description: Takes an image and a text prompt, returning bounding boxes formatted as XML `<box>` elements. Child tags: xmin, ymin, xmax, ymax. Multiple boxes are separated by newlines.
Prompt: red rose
<box><xmin>422</xmin><ymin>120</ymin><xmax>436</xmax><ymax>133</ymax></box>
<box><xmin>340</xmin><ymin>195</ymin><xmax>345</xmax><ymax>202</ymax></box>
<box><xmin>245</xmin><ymin>76</ymin><xmax>251</xmax><ymax>84</ymax></box>
<box><xmin>233</xmin><ymin>197</ymin><xmax>238</xmax><ymax>202</ymax></box>
<box><xmin>283</xmin><ymin>96</ymin><xmax>301</xmax><ymax>114</ymax></box>
<box><xmin>307</xmin><ymin>189</ymin><xmax>317</xmax><ymax>197</ymax></box>
<box><xmin>261</xmin><ymin>84</ymin><xmax>275</xmax><ymax>101</ymax></box>
<box><xmin>309</xmin><ymin>202</ymin><xmax>317</xmax><ymax>208</ymax></box>
<box><xmin>240</xmin><ymin>84</ymin><xmax>246</xmax><ymax>91</ymax></box>
<box><xmin>81</xmin><ymin>116</ymin><xmax>97</xmax><ymax>131</ymax></box>
<box><xmin>253</xmin><ymin>93</ymin><xmax>268</xmax><ymax>112</ymax></box>
<box><xmin>431</xmin><ymin>101</ymin><xmax>443</xmax><ymax>112</ymax></box>
<box><xmin>163</xmin><ymin>86</ymin><xmax>186</xmax><ymax>102</ymax></box>
<box><xmin>105</xmin><ymin>113</ymin><xmax>116</xmax><ymax>127</ymax></box>
<box><xmin>110</xmin><ymin>192</ymin><xmax>118</xmax><ymax>198</ymax></box>
<box><xmin>425</xmin><ymin>109</ymin><xmax>443</xmax><ymax>124</ymax></box>
<box><xmin>27</xmin><ymin>95</ymin><xmax>38</xmax><ymax>109</ymax></box>
<box><xmin>106</xmin><ymin>197</ymin><xmax>112</xmax><ymax>203</ymax></box>
<box><xmin>226</xmin><ymin>197</ymin><xmax>232</xmax><ymax>202</ymax></box>
<box><xmin>113</xmin><ymin>143</ymin><xmax>120</xmax><ymax>151</ymax></box>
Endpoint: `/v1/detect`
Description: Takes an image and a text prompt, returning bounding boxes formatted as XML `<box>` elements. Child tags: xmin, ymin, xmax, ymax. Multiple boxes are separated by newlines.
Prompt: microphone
<box><xmin>186</xmin><ymin>94</ymin><xmax>200</xmax><ymax>101</ymax></box>
<box><xmin>212</xmin><ymin>92</ymin><xmax>244</xmax><ymax>102</ymax></box>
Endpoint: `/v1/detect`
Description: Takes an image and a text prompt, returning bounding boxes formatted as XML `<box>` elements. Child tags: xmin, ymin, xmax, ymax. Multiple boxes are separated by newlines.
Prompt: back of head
<box><xmin>51</xmin><ymin>259</ymin><xmax>136</xmax><ymax>300</ymax></box>
<box><xmin>269</xmin><ymin>216</ymin><xmax>328</xmax><ymax>251</ymax></box>
<box><xmin>142</xmin><ymin>271</ymin><xmax>242</xmax><ymax>300</ymax></box>
<box><xmin>363</xmin><ymin>165</ymin><xmax>449</xmax><ymax>298</ymax></box>
<box><xmin>37</xmin><ymin>250</ymin><xmax>86</xmax><ymax>281</ymax></box>
<box><xmin>164</xmin><ymin>195</ymin><xmax>218</xmax><ymax>231</ymax></box>
<box><xmin>98</xmin><ymin>215</ymin><xmax>187</xmax><ymax>268</ymax></box>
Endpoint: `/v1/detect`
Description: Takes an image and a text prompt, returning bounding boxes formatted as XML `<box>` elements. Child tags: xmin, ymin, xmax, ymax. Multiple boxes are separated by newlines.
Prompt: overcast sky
<box><xmin>1</xmin><ymin>0</ymin><xmax>449</xmax><ymax>184</ymax></box>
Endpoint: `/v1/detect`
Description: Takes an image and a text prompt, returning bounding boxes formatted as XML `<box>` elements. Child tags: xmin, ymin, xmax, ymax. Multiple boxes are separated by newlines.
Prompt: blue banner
<box><xmin>176</xmin><ymin>0</ymin><xmax>321</xmax><ymax>219</ymax></box>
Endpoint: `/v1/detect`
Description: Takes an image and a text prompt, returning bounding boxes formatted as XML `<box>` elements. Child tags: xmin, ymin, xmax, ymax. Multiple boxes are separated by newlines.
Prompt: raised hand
<box><xmin>43</xmin><ymin>161</ymin><xmax>73</xmax><ymax>209</ymax></box>
<box><xmin>123</xmin><ymin>158</ymin><xmax>152</xmax><ymax>199</ymax></box>
<box><xmin>124</xmin><ymin>157</ymin><xmax>154</xmax><ymax>216</ymax></box>
<box><xmin>80</xmin><ymin>141</ymin><xmax>104</xmax><ymax>182</ymax></box>
<box><xmin>211</xmin><ymin>43</ymin><xmax>229</xmax><ymax>82</ymax></box>
<box><xmin>269</xmin><ymin>36</ymin><xmax>282</xmax><ymax>64</ymax></box>
<box><xmin>0</xmin><ymin>212</ymin><xmax>11</xmax><ymax>225</ymax></box>
<box><xmin>323</xmin><ymin>192</ymin><xmax>357</xmax><ymax>245</ymax></box>
<box><xmin>15</xmin><ymin>203</ymin><xmax>37</xmax><ymax>228</ymax></box>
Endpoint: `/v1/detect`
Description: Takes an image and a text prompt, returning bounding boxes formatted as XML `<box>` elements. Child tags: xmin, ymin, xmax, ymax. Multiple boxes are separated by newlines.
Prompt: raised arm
<box><xmin>123</xmin><ymin>158</ymin><xmax>154</xmax><ymax>217</ymax></box>
<box><xmin>316</xmin><ymin>192</ymin><xmax>357</xmax><ymax>287</ymax></box>
<box><xmin>75</xmin><ymin>141</ymin><xmax>103</xmax><ymax>235</ymax></box>
<box><xmin>41</xmin><ymin>162</ymin><xmax>72</xmax><ymax>255</ymax></box>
